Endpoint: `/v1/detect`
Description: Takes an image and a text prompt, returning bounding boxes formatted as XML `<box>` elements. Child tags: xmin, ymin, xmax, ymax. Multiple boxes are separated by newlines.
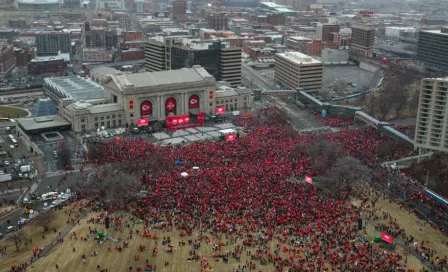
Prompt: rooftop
<box><xmin>276</xmin><ymin>51</ymin><xmax>321</xmax><ymax>65</ymax></box>
<box><xmin>44</xmin><ymin>76</ymin><xmax>104</xmax><ymax>101</ymax></box>
<box><xmin>90</xmin><ymin>103</ymin><xmax>124</xmax><ymax>114</ymax></box>
<box><xmin>31</xmin><ymin>52</ymin><xmax>70</xmax><ymax>63</ymax></box>
<box><xmin>421</xmin><ymin>29</ymin><xmax>448</xmax><ymax>36</ymax></box>
<box><xmin>288</xmin><ymin>36</ymin><xmax>312</xmax><ymax>41</ymax></box>
<box><xmin>112</xmin><ymin>66</ymin><xmax>214</xmax><ymax>89</ymax></box>
<box><xmin>17</xmin><ymin>115</ymin><xmax>71</xmax><ymax>132</ymax></box>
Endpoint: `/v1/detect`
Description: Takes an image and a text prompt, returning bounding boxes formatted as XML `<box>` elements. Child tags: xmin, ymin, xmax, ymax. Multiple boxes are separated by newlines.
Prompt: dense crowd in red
<box><xmin>82</xmin><ymin>108</ymin><xmax>445</xmax><ymax>272</ymax></box>
<box><xmin>313</xmin><ymin>112</ymin><xmax>354</xmax><ymax>127</ymax></box>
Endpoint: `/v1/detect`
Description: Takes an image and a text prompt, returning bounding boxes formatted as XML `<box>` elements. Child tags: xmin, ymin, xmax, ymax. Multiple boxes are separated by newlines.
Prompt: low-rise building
<box><xmin>50</xmin><ymin>66</ymin><xmax>218</xmax><ymax>132</ymax></box>
<box><xmin>28</xmin><ymin>53</ymin><xmax>70</xmax><ymax>76</ymax></box>
<box><xmin>215</xmin><ymin>82</ymin><xmax>252</xmax><ymax>112</ymax></box>
<box><xmin>83</xmin><ymin>48</ymin><xmax>113</xmax><ymax>62</ymax></box>
<box><xmin>248</xmin><ymin>47</ymin><xmax>277</xmax><ymax>60</ymax></box>
<box><xmin>286</xmin><ymin>36</ymin><xmax>312</xmax><ymax>53</ymax></box>
<box><xmin>385</xmin><ymin>27</ymin><xmax>417</xmax><ymax>38</ymax></box>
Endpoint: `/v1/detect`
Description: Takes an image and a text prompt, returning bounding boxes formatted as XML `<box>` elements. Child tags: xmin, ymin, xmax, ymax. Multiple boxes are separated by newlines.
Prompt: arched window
<box><xmin>140</xmin><ymin>100</ymin><xmax>152</xmax><ymax>116</ymax></box>
<box><xmin>165</xmin><ymin>97</ymin><xmax>177</xmax><ymax>116</ymax></box>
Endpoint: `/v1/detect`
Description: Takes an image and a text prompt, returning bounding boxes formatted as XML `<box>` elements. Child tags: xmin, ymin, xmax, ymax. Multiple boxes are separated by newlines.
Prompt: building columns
<box><xmin>159</xmin><ymin>95</ymin><xmax>164</xmax><ymax>118</ymax></box>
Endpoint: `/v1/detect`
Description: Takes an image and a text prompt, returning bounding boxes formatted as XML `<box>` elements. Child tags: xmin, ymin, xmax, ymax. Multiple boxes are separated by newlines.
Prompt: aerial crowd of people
<box><xmin>6</xmin><ymin>107</ymin><xmax>448</xmax><ymax>272</ymax></box>
<box><xmin>76</xmin><ymin>107</ymin><xmax>446</xmax><ymax>271</ymax></box>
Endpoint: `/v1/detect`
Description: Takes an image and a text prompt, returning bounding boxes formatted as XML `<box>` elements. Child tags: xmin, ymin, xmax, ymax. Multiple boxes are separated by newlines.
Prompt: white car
<box><xmin>4</xmin><ymin>161</ymin><xmax>9</xmax><ymax>166</ymax></box>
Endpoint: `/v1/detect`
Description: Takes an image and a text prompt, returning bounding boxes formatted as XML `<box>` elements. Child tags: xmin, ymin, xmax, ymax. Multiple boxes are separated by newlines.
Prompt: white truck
<box><xmin>20</xmin><ymin>165</ymin><xmax>31</xmax><ymax>173</ymax></box>
<box><xmin>41</xmin><ymin>192</ymin><xmax>58</xmax><ymax>201</ymax></box>
<box><xmin>0</xmin><ymin>174</ymin><xmax>12</xmax><ymax>182</ymax></box>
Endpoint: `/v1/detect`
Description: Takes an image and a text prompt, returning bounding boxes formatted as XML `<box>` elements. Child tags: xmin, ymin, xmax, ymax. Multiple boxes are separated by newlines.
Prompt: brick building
<box><xmin>350</xmin><ymin>24</ymin><xmax>375</xmax><ymax>58</ymax></box>
<box><xmin>316</xmin><ymin>23</ymin><xmax>340</xmax><ymax>42</ymax></box>
<box><xmin>0</xmin><ymin>44</ymin><xmax>15</xmax><ymax>79</ymax></box>
<box><xmin>121</xmin><ymin>49</ymin><xmax>144</xmax><ymax>61</ymax></box>
<box><xmin>172</xmin><ymin>0</ymin><xmax>187</xmax><ymax>18</ymax></box>
<box><xmin>207</xmin><ymin>13</ymin><xmax>228</xmax><ymax>31</ymax></box>
<box><xmin>267</xmin><ymin>13</ymin><xmax>286</xmax><ymax>26</ymax></box>
<box><xmin>306</xmin><ymin>40</ymin><xmax>326</xmax><ymax>56</ymax></box>
<box><xmin>14</xmin><ymin>47</ymin><xmax>32</xmax><ymax>67</ymax></box>
<box><xmin>124</xmin><ymin>31</ymin><xmax>143</xmax><ymax>41</ymax></box>
<box><xmin>248</xmin><ymin>47</ymin><xmax>277</xmax><ymax>60</ymax></box>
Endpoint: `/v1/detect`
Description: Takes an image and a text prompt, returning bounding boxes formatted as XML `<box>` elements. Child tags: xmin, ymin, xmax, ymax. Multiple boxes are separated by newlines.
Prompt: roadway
<box><xmin>242</xmin><ymin>63</ymin><xmax>322</xmax><ymax>131</ymax></box>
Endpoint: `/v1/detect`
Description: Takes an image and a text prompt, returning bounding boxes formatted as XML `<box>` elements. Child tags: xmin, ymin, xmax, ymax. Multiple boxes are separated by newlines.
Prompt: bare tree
<box><xmin>76</xmin><ymin>167</ymin><xmax>141</xmax><ymax>210</ymax></box>
<box><xmin>7</xmin><ymin>231</ymin><xmax>25</xmax><ymax>252</ymax></box>
<box><xmin>58</xmin><ymin>143</ymin><xmax>72</xmax><ymax>169</ymax></box>
<box><xmin>376</xmin><ymin>91</ymin><xmax>393</xmax><ymax>119</ymax></box>
<box><xmin>33</xmin><ymin>209</ymin><xmax>56</xmax><ymax>232</ymax></box>
<box><xmin>305</xmin><ymin>139</ymin><xmax>343</xmax><ymax>172</ymax></box>
<box><xmin>365</xmin><ymin>95</ymin><xmax>377</xmax><ymax>116</ymax></box>
<box><xmin>319</xmin><ymin>156</ymin><xmax>371</xmax><ymax>192</ymax></box>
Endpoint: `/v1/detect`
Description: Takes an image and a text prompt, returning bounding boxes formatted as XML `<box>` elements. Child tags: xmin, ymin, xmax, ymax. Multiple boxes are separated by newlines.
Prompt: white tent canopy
<box><xmin>219</xmin><ymin>128</ymin><xmax>236</xmax><ymax>135</ymax></box>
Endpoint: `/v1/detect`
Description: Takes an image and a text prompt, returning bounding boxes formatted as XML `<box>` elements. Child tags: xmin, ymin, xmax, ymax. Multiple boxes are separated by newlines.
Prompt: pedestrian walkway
<box><xmin>44</xmin><ymin>167</ymin><xmax>92</xmax><ymax>178</ymax></box>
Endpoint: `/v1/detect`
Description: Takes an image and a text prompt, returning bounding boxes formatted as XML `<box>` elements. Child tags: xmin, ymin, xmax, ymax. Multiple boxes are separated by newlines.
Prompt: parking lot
<box><xmin>322</xmin><ymin>65</ymin><xmax>373</xmax><ymax>94</ymax></box>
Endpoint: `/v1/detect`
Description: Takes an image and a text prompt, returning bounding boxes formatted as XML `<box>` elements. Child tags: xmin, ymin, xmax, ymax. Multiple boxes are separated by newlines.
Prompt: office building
<box><xmin>36</xmin><ymin>32</ymin><xmax>71</xmax><ymax>56</ymax></box>
<box><xmin>96</xmin><ymin>0</ymin><xmax>125</xmax><ymax>10</ymax></box>
<box><xmin>274</xmin><ymin>51</ymin><xmax>323</xmax><ymax>92</ymax></box>
<box><xmin>84</xmin><ymin>27</ymin><xmax>118</xmax><ymax>49</ymax></box>
<box><xmin>349</xmin><ymin>24</ymin><xmax>375</xmax><ymax>58</ymax></box>
<box><xmin>144</xmin><ymin>40</ymin><xmax>166</xmax><ymax>72</ymax></box>
<box><xmin>145</xmin><ymin>38</ymin><xmax>242</xmax><ymax>87</ymax></box>
<box><xmin>0</xmin><ymin>44</ymin><xmax>15</xmax><ymax>79</ymax></box>
<box><xmin>414</xmin><ymin>77</ymin><xmax>448</xmax><ymax>152</ymax></box>
<box><xmin>417</xmin><ymin>28</ymin><xmax>448</xmax><ymax>72</ymax></box>
<box><xmin>207</xmin><ymin>13</ymin><xmax>228</xmax><ymax>31</ymax></box>
<box><xmin>16</xmin><ymin>0</ymin><xmax>60</xmax><ymax>11</ymax></box>
<box><xmin>385</xmin><ymin>27</ymin><xmax>417</xmax><ymax>38</ymax></box>
<box><xmin>219</xmin><ymin>47</ymin><xmax>242</xmax><ymax>87</ymax></box>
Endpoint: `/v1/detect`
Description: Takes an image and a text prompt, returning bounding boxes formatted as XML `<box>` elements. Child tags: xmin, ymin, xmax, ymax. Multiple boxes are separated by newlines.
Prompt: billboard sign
<box><xmin>216</xmin><ymin>106</ymin><xmax>225</xmax><ymax>114</ymax></box>
<box><xmin>226</xmin><ymin>134</ymin><xmax>236</xmax><ymax>141</ymax></box>
<box><xmin>381</xmin><ymin>233</ymin><xmax>393</xmax><ymax>244</ymax></box>
<box><xmin>137</xmin><ymin>118</ymin><xmax>149</xmax><ymax>127</ymax></box>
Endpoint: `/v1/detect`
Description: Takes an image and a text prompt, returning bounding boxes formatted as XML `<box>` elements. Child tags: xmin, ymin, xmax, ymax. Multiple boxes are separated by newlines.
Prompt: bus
<box><xmin>8</xmin><ymin>134</ymin><xmax>18</xmax><ymax>147</ymax></box>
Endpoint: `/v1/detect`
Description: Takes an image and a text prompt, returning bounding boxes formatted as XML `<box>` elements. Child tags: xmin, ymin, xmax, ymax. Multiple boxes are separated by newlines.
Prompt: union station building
<box><xmin>40</xmin><ymin>65</ymin><xmax>252</xmax><ymax>133</ymax></box>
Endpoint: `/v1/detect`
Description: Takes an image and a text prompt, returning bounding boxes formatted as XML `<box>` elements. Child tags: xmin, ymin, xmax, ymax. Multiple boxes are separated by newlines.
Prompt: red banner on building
<box><xmin>129</xmin><ymin>100</ymin><xmax>134</xmax><ymax>110</ymax></box>
<box><xmin>216</xmin><ymin>106</ymin><xmax>225</xmax><ymax>114</ymax></box>
<box><xmin>137</xmin><ymin>118</ymin><xmax>148</xmax><ymax>127</ymax></box>
<box><xmin>209</xmin><ymin>90</ymin><xmax>213</xmax><ymax>99</ymax></box>
<box><xmin>226</xmin><ymin>134</ymin><xmax>236</xmax><ymax>141</ymax></box>
<box><xmin>381</xmin><ymin>233</ymin><xmax>393</xmax><ymax>244</ymax></box>
<box><xmin>140</xmin><ymin>101</ymin><xmax>152</xmax><ymax>115</ymax></box>
<box><xmin>189</xmin><ymin>95</ymin><xmax>199</xmax><ymax>109</ymax></box>
<box><xmin>165</xmin><ymin>97</ymin><xmax>176</xmax><ymax>113</ymax></box>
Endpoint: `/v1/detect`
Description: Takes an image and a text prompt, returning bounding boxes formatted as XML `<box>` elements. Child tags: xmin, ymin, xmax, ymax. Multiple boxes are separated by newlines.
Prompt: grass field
<box><xmin>0</xmin><ymin>209</ymin><xmax>70</xmax><ymax>272</ymax></box>
<box><xmin>1</xmin><ymin>196</ymin><xmax>446</xmax><ymax>272</ymax></box>
<box><xmin>0</xmin><ymin>105</ymin><xmax>29</xmax><ymax>119</ymax></box>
